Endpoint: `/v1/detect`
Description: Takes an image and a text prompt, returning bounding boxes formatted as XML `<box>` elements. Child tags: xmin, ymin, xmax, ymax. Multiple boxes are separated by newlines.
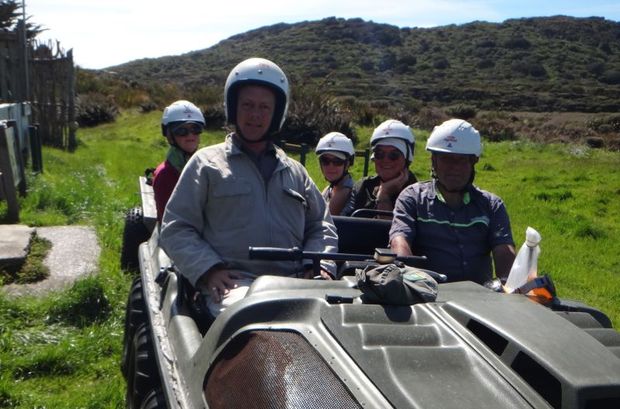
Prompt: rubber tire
<box><xmin>127</xmin><ymin>323</ymin><xmax>161</xmax><ymax>409</ymax></box>
<box><xmin>120</xmin><ymin>207</ymin><xmax>151</xmax><ymax>273</ymax></box>
<box><xmin>121</xmin><ymin>277</ymin><xmax>147</xmax><ymax>378</ymax></box>
<box><xmin>140</xmin><ymin>388</ymin><xmax>167</xmax><ymax>409</ymax></box>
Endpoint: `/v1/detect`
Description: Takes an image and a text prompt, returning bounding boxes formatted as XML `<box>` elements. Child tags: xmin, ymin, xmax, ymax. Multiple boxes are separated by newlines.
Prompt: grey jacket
<box><xmin>160</xmin><ymin>135</ymin><xmax>338</xmax><ymax>286</ymax></box>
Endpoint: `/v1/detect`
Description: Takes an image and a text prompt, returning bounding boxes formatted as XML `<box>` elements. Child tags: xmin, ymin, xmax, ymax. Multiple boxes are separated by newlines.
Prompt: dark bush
<box><xmin>473</xmin><ymin>115</ymin><xmax>518</xmax><ymax>142</ymax></box>
<box><xmin>411</xmin><ymin>107</ymin><xmax>449</xmax><ymax>130</ymax></box>
<box><xmin>281</xmin><ymin>82</ymin><xmax>356</xmax><ymax>146</ymax></box>
<box><xmin>446</xmin><ymin>104</ymin><xmax>477</xmax><ymax>120</ymax></box>
<box><xmin>139</xmin><ymin>101</ymin><xmax>158</xmax><ymax>113</ymax></box>
<box><xmin>433</xmin><ymin>57</ymin><xmax>450</xmax><ymax>69</ymax></box>
<box><xmin>599</xmin><ymin>70</ymin><xmax>620</xmax><ymax>85</ymax></box>
<box><xmin>587</xmin><ymin>115</ymin><xmax>620</xmax><ymax>133</ymax></box>
<box><xmin>202</xmin><ymin>103</ymin><xmax>226</xmax><ymax>129</ymax></box>
<box><xmin>477</xmin><ymin>59</ymin><xmax>495</xmax><ymax>69</ymax></box>
<box><xmin>503</xmin><ymin>36</ymin><xmax>531</xmax><ymax>49</ymax></box>
<box><xmin>511</xmin><ymin>60</ymin><xmax>547</xmax><ymax>77</ymax></box>
<box><xmin>76</xmin><ymin>93</ymin><xmax>119</xmax><ymax>127</ymax></box>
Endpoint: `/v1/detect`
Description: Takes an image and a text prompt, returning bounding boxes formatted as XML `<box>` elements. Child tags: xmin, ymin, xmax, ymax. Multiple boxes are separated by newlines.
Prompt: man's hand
<box><xmin>378</xmin><ymin>170</ymin><xmax>409</xmax><ymax>198</ymax></box>
<box><xmin>198</xmin><ymin>267</ymin><xmax>241</xmax><ymax>303</ymax></box>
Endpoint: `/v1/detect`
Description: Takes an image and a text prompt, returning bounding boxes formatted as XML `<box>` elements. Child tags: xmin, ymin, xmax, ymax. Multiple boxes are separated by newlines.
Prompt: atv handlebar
<box><xmin>248</xmin><ymin>246</ymin><xmax>446</xmax><ymax>282</ymax></box>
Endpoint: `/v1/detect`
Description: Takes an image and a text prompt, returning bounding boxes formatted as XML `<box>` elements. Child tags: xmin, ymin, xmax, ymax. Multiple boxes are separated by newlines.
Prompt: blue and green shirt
<box><xmin>390</xmin><ymin>180</ymin><xmax>514</xmax><ymax>284</ymax></box>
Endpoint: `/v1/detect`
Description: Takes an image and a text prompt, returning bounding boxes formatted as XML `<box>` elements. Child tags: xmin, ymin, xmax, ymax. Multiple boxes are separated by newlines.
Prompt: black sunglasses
<box><xmin>319</xmin><ymin>156</ymin><xmax>346</xmax><ymax>166</ymax></box>
<box><xmin>171</xmin><ymin>124</ymin><xmax>203</xmax><ymax>137</ymax></box>
<box><xmin>373</xmin><ymin>150</ymin><xmax>403</xmax><ymax>161</ymax></box>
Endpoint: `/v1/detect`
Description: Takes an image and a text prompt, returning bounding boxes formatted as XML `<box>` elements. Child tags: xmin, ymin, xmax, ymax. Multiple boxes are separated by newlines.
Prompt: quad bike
<box><xmin>121</xmin><ymin>184</ymin><xmax>620</xmax><ymax>408</ymax></box>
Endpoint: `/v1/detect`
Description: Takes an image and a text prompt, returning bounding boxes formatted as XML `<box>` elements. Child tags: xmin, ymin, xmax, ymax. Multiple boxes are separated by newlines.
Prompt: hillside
<box><xmin>108</xmin><ymin>16</ymin><xmax>620</xmax><ymax>113</ymax></box>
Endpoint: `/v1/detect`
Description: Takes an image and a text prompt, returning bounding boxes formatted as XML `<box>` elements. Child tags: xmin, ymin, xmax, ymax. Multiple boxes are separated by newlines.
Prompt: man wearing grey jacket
<box><xmin>160</xmin><ymin>58</ymin><xmax>338</xmax><ymax>317</ymax></box>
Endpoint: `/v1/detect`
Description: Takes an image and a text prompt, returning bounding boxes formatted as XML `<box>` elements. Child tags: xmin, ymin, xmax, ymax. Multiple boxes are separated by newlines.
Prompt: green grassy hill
<box><xmin>106</xmin><ymin>16</ymin><xmax>620</xmax><ymax>112</ymax></box>
<box><xmin>1</xmin><ymin>110</ymin><xmax>618</xmax><ymax>407</ymax></box>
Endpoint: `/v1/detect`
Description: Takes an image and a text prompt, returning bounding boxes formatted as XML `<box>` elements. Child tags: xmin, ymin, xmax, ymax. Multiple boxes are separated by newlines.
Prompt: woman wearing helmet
<box><xmin>315</xmin><ymin>132</ymin><xmax>356</xmax><ymax>215</ymax></box>
<box><xmin>160</xmin><ymin>58</ymin><xmax>337</xmax><ymax>317</ymax></box>
<box><xmin>152</xmin><ymin>100</ymin><xmax>205</xmax><ymax>222</ymax></box>
<box><xmin>342</xmin><ymin>119</ymin><xmax>418</xmax><ymax>217</ymax></box>
<box><xmin>390</xmin><ymin>118</ymin><xmax>516</xmax><ymax>284</ymax></box>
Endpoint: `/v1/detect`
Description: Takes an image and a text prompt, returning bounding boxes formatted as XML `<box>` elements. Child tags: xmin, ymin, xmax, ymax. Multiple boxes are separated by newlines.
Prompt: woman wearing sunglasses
<box><xmin>152</xmin><ymin>100</ymin><xmax>205</xmax><ymax>221</ymax></box>
<box><xmin>315</xmin><ymin>132</ymin><xmax>356</xmax><ymax>215</ymax></box>
<box><xmin>342</xmin><ymin>119</ymin><xmax>417</xmax><ymax>217</ymax></box>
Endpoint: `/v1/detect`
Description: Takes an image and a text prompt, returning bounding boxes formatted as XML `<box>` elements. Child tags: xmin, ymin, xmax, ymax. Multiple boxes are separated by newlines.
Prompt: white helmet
<box><xmin>426</xmin><ymin>119</ymin><xmax>482</xmax><ymax>157</ymax></box>
<box><xmin>161</xmin><ymin>100</ymin><xmax>205</xmax><ymax>135</ymax></box>
<box><xmin>224</xmin><ymin>57</ymin><xmax>290</xmax><ymax>134</ymax></box>
<box><xmin>316</xmin><ymin>132</ymin><xmax>355</xmax><ymax>164</ymax></box>
<box><xmin>370</xmin><ymin>119</ymin><xmax>415</xmax><ymax>161</ymax></box>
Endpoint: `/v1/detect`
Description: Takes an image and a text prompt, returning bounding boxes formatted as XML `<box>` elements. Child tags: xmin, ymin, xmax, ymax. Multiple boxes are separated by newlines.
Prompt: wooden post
<box><xmin>0</xmin><ymin>125</ymin><xmax>20</xmax><ymax>222</ymax></box>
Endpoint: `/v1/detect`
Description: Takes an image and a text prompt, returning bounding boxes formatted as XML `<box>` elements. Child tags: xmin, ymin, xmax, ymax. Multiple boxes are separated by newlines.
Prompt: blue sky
<box><xmin>25</xmin><ymin>0</ymin><xmax>620</xmax><ymax>69</ymax></box>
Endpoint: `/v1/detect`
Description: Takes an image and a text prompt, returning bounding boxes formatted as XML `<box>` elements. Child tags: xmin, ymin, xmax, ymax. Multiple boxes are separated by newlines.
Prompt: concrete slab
<box><xmin>2</xmin><ymin>226</ymin><xmax>101</xmax><ymax>297</ymax></box>
<box><xmin>0</xmin><ymin>224</ymin><xmax>35</xmax><ymax>272</ymax></box>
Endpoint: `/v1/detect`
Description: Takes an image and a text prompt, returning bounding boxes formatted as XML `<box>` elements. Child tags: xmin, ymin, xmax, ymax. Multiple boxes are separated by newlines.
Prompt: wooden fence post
<box><xmin>0</xmin><ymin>125</ymin><xmax>20</xmax><ymax>222</ymax></box>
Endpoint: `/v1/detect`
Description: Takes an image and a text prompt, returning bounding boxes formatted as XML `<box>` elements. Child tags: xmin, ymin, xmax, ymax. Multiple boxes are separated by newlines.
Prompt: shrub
<box><xmin>281</xmin><ymin>82</ymin><xmax>356</xmax><ymax>145</ymax></box>
<box><xmin>202</xmin><ymin>103</ymin><xmax>226</xmax><ymax>129</ymax></box>
<box><xmin>411</xmin><ymin>106</ymin><xmax>449</xmax><ymax>130</ymax></box>
<box><xmin>599</xmin><ymin>70</ymin><xmax>620</xmax><ymax>85</ymax></box>
<box><xmin>587</xmin><ymin>114</ymin><xmax>620</xmax><ymax>133</ymax></box>
<box><xmin>433</xmin><ymin>57</ymin><xmax>450</xmax><ymax>69</ymax></box>
<box><xmin>446</xmin><ymin>104</ymin><xmax>477</xmax><ymax>120</ymax></box>
<box><xmin>473</xmin><ymin>115</ymin><xmax>518</xmax><ymax>142</ymax></box>
<box><xmin>75</xmin><ymin>93</ymin><xmax>119</xmax><ymax>127</ymax></box>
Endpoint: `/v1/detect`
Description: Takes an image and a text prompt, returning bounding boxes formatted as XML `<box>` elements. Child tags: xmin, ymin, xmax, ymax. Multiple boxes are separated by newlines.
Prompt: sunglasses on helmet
<box><xmin>373</xmin><ymin>150</ymin><xmax>403</xmax><ymax>161</ymax></box>
<box><xmin>171</xmin><ymin>124</ymin><xmax>203</xmax><ymax>137</ymax></box>
<box><xmin>319</xmin><ymin>156</ymin><xmax>346</xmax><ymax>166</ymax></box>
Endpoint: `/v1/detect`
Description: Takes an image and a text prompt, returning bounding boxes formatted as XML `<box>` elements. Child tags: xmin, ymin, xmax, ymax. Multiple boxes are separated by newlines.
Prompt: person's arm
<box><xmin>375</xmin><ymin>169</ymin><xmax>409</xmax><ymax>212</ymax></box>
<box><xmin>388</xmin><ymin>185</ymin><xmax>417</xmax><ymax>254</ymax></box>
<box><xmin>492</xmin><ymin>244</ymin><xmax>516</xmax><ymax>281</ymax></box>
<box><xmin>327</xmin><ymin>185</ymin><xmax>352</xmax><ymax>215</ymax></box>
<box><xmin>390</xmin><ymin>235</ymin><xmax>413</xmax><ymax>257</ymax></box>
<box><xmin>160</xmin><ymin>155</ymin><xmax>224</xmax><ymax>287</ymax></box>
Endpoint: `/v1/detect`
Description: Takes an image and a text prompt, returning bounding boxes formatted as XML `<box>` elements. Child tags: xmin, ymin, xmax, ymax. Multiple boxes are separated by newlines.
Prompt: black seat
<box><xmin>333</xmin><ymin>215</ymin><xmax>391</xmax><ymax>256</ymax></box>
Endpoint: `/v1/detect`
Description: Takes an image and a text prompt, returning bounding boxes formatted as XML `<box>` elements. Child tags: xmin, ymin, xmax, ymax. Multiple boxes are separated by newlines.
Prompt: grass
<box><xmin>0</xmin><ymin>109</ymin><xmax>619</xmax><ymax>408</ymax></box>
<box><xmin>0</xmin><ymin>235</ymin><xmax>52</xmax><ymax>285</ymax></box>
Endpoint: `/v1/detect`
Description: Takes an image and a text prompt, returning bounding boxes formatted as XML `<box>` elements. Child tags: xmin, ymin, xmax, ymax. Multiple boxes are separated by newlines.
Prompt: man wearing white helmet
<box><xmin>153</xmin><ymin>100</ymin><xmax>205</xmax><ymax>222</ymax></box>
<box><xmin>160</xmin><ymin>58</ymin><xmax>337</xmax><ymax>317</ymax></box>
<box><xmin>342</xmin><ymin>119</ymin><xmax>418</xmax><ymax>216</ymax></box>
<box><xmin>390</xmin><ymin>119</ymin><xmax>515</xmax><ymax>284</ymax></box>
<box><xmin>315</xmin><ymin>132</ymin><xmax>356</xmax><ymax>215</ymax></box>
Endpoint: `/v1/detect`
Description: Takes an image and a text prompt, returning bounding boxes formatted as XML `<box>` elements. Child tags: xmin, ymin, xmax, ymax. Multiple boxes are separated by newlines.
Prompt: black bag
<box><xmin>356</xmin><ymin>263</ymin><xmax>438</xmax><ymax>305</ymax></box>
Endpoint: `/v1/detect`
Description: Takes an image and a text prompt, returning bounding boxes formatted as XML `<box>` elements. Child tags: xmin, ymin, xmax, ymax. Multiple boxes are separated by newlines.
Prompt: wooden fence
<box><xmin>0</xmin><ymin>28</ymin><xmax>76</xmax><ymax>150</ymax></box>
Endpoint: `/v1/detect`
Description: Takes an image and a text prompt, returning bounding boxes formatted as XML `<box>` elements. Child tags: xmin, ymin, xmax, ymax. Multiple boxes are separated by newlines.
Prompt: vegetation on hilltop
<box><xmin>76</xmin><ymin>16</ymin><xmax>620</xmax><ymax>149</ymax></box>
<box><xmin>105</xmin><ymin>16</ymin><xmax>620</xmax><ymax>113</ymax></box>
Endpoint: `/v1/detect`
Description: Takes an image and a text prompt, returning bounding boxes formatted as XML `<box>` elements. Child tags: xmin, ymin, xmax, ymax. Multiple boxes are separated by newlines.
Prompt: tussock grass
<box><xmin>0</xmin><ymin>109</ymin><xmax>618</xmax><ymax>407</ymax></box>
